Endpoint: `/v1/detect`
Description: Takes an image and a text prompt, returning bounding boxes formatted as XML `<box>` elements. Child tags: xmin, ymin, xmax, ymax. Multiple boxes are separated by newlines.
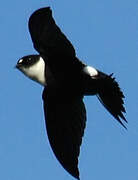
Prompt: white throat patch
<box><xmin>21</xmin><ymin>57</ymin><xmax>46</xmax><ymax>86</ymax></box>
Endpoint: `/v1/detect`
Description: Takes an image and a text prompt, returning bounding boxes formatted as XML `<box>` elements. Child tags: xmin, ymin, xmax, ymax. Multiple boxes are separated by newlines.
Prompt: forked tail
<box><xmin>97</xmin><ymin>73</ymin><xmax>127</xmax><ymax>128</ymax></box>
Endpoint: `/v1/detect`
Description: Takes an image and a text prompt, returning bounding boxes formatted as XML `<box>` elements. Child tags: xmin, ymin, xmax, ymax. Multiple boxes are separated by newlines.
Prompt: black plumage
<box><xmin>18</xmin><ymin>7</ymin><xmax>127</xmax><ymax>179</ymax></box>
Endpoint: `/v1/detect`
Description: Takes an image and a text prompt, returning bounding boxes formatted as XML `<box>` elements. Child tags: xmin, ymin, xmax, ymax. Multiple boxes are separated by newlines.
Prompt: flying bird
<box><xmin>16</xmin><ymin>7</ymin><xmax>127</xmax><ymax>180</ymax></box>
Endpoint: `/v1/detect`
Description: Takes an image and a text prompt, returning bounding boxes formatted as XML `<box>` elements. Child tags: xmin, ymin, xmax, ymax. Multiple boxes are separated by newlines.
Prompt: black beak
<box><xmin>15</xmin><ymin>63</ymin><xmax>22</xmax><ymax>69</ymax></box>
<box><xmin>15</xmin><ymin>64</ymin><xmax>18</xmax><ymax>69</ymax></box>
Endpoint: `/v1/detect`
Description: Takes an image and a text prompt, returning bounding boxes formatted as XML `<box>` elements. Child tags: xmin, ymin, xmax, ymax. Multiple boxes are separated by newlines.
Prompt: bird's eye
<box><xmin>18</xmin><ymin>59</ymin><xmax>23</xmax><ymax>64</ymax></box>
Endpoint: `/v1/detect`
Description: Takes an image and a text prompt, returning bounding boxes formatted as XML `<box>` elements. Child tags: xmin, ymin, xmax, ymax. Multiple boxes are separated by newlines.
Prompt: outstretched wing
<box><xmin>97</xmin><ymin>73</ymin><xmax>127</xmax><ymax>128</ymax></box>
<box><xmin>28</xmin><ymin>7</ymin><xmax>83</xmax><ymax>80</ymax></box>
<box><xmin>43</xmin><ymin>87</ymin><xmax>86</xmax><ymax>180</ymax></box>
<box><xmin>28</xmin><ymin>7</ymin><xmax>75</xmax><ymax>56</ymax></box>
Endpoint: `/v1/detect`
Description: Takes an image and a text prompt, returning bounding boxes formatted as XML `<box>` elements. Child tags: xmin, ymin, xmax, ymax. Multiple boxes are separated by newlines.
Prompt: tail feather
<box><xmin>97</xmin><ymin>73</ymin><xmax>127</xmax><ymax>129</ymax></box>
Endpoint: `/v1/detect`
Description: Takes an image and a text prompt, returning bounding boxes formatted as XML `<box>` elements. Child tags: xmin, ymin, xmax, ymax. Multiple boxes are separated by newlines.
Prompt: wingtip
<box><xmin>39</xmin><ymin>6</ymin><xmax>52</xmax><ymax>12</ymax></box>
<box><xmin>29</xmin><ymin>6</ymin><xmax>52</xmax><ymax>22</ymax></box>
<box><xmin>75</xmin><ymin>174</ymin><xmax>80</xmax><ymax>180</ymax></box>
<box><xmin>34</xmin><ymin>6</ymin><xmax>51</xmax><ymax>12</ymax></box>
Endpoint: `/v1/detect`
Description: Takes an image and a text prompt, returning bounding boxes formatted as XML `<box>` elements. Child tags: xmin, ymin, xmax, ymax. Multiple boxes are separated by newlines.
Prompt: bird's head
<box><xmin>16</xmin><ymin>55</ymin><xmax>46</xmax><ymax>86</ymax></box>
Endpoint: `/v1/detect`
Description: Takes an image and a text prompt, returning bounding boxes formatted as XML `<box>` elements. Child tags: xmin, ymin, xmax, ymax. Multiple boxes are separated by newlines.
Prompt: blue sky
<box><xmin>0</xmin><ymin>0</ymin><xmax>137</xmax><ymax>180</ymax></box>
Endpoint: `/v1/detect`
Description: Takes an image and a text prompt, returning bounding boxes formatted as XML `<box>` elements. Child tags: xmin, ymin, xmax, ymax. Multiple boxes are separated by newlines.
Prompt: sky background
<box><xmin>0</xmin><ymin>0</ymin><xmax>137</xmax><ymax>180</ymax></box>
